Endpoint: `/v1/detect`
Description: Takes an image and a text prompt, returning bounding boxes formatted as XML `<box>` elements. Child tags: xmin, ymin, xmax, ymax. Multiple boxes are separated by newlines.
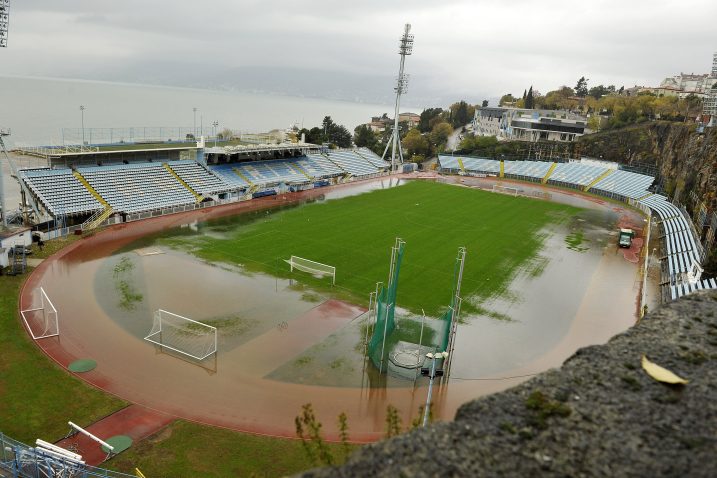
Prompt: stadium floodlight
<box><xmin>382</xmin><ymin>23</ymin><xmax>414</xmax><ymax>172</ymax></box>
<box><xmin>0</xmin><ymin>0</ymin><xmax>9</xmax><ymax>48</ymax></box>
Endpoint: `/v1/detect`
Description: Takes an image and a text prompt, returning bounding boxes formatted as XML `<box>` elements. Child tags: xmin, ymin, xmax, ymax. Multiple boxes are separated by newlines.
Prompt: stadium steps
<box><xmin>163</xmin><ymin>163</ymin><xmax>205</xmax><ymax>203</ymax></box>
<box><xmin>500</xmin><ymin>161</ymin><xmax>505</xmax><ymax>178</ymax></box>
<box><xmin>639</xmin><ymin>192</ymin><xmax>654</xmax><ymax>200</ymax></box>
<box><xmin>73</xmin><ymin>170</ymin><xmax>111</xmax><ymax>208</ymax></box>
<box><xmin>232</xmin><ymin>167</ymin><xmax>255</xmax><ymax>186</ymax></box>
<box><xmin>457</xmin><ymin>158</ymin><xmax>466</xmax><ymax>172</ymax></box>
<box><xmin>82</xmin><ymin>205</ymin><xmax>114</xmax><ymax>231</ymax></box>
<box><xmin>322</xmin><ymin>153</ymin><xmax>347</xmax><ymax>174</ymax></box>
<box><xmin>243</xmin><ymin>184</ymin><xmax>259</xmax><ymax>200</ymax></box>
<box><xmin>290</xmin><ymin>162</ymin><xmax>313</xmax><ymax>181</ymax></box>
<box><xmin>583</xmin><ymin>169</ymin><xmax>615</xmax><ymax>192</ymax></box>
<box><xmin>542</xmin><ymin>162</ymin><xmax>557</xmax><ymax>184</ymax></box>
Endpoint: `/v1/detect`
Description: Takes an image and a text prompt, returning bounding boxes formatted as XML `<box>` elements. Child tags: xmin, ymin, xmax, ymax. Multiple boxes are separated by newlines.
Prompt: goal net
<box><xmin>20</xmin><ymin>287</ymin><xmax>59</xmax><ymax>339</ymax></box>
<box><xmin>144</xmin><ymin>309</ymin><xmax>217</xmax><ymax>361</ymax></box>
<box><xmin>286</xmin><ymin>255</ymin><xmax>336</xmax><ymax>285</ymax></box>
<box><xmin>492</xmin><ymin>184</ymin><xmax>519</xmax><ymax>197</ymax></box>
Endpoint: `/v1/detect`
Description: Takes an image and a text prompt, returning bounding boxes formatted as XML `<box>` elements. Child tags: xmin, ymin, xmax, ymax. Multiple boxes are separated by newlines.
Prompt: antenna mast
<box><xmin>383</xmin><ymin>23</ymin><xmax>414</xmax><ymax>172</ymax></box>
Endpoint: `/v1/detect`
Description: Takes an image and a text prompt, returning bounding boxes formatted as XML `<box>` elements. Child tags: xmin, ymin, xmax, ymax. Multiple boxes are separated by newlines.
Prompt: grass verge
<box><xmin>0</xmin><ymin>270</ymin><xmax>126</xmax><ymax>443</ymax></box>
<box><xmin>105</xmin><ymin>420</ymin><xmax>354</xmax><ymax>478</ymax></box>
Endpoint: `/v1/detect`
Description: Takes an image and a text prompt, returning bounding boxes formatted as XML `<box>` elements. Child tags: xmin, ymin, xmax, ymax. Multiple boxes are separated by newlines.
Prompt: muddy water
<box><xmin>24</xmin><ymin>177</ymin><xmax>649</xmax><ymax>441</ymax></box>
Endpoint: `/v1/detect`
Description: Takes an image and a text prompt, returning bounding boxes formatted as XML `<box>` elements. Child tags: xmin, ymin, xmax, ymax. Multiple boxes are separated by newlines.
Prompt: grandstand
<box><xmin>326</xmin><ymin>150</ymin><xmax>388</xmax><ymax>176</ymax></box>
<box><xmin>437</xmin><ymin>155</ymin><xmax>717</xmax><ymax>302</ymax></box>
<box><xmin>15</xmin><ymin>146</ymin><xmax>715</xmax><ymax>304</ymax></box>
<box><xmin>17</xmin><ymin>148</ymin><xmax>390</xmax><ymax>227</ymax></box>
<box><xmin>19</xmin><ymin>168</ymin><xmax>102</xmax><ymax>216</ymax></box>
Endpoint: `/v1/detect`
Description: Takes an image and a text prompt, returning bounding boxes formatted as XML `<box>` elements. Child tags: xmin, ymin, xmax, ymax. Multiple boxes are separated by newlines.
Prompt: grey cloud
<box><xmin>3</xmin><ymin>0</ymin><xmax>717</xmax><ymax>106</ymax></box>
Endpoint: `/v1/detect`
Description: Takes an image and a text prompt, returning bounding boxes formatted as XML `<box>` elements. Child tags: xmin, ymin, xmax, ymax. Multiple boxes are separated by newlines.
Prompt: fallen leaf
<box><xmin>641</xmin><ymin>355</ymin><xmax>688</xmax><ymax>385</ymax></box>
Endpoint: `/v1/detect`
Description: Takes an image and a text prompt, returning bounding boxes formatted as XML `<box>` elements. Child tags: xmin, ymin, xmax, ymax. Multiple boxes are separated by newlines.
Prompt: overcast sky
<box><xmin>3</xmin><ymin>0</ymin><xmax>717</xmax><ymax>105</ymax></box>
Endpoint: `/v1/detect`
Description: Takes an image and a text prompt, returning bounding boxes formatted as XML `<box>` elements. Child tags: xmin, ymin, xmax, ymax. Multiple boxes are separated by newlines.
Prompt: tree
<box><xmin>448</xmin><ymin>101</ymin><xmax>474</xmax><ymax>128</ymax></box>
<box><xmin>329</xmin><ymin>124</ymin><xmax>352</xmax><ymax>148</ymax></box>
<box><xmin>430</xmin><ymin>122</ymin><xmax>453</xmax><ymax>147</ymax></box>
<box><xmin>499</xmin><ymin>93</ymin><xmax>516</xmax><ymax>106</ymax></box>
<box><xmin>353</xmin><ymin>124</ymin><xmax>377</xmax><ymax>150</ymax></box>
<box><xmin>418</xmin><ymin>108</ymin><xmax>443</xmax><ymax>133</ymax></box>
<box><xmin>217</xmin><ymin>128</ymin><xmax>234</xmax><ymax>140</ymax></box>
<box><xmin>481</xmin><ymin>99</ymin><xmax>489</xmax><ymax>107</ymax></box>
<box><xmin>588</xmin><ymin>84</ymin><xmax>616</xmax><ymax>99</ymax></box>
<box><xmin>525</xmin><ymin>86</ymin><xmax>535</xmax><ymax>109</ymax></box>
<box><xmin>575</xmin><ymin>76</ymin><xmax>589</xmax><ymax>97</ymax></box>
<box><xmin>402</xmin><ymin>128</ymin><xmax>432</xmax><ymax>159</ymax></box>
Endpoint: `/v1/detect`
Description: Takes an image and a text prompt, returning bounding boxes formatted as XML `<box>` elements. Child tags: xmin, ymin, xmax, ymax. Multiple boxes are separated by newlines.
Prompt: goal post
<box><xmin>21</xmin><ymin>287</ymin><xmax>59</xmax><ymax>339</ymax></box>
<box><xmin>285</xmin><ymin>255</ymin><xmax>336</xmax><ymax>285</ymax></box>
<box><xmin>492</xmin><ymin>184</ymin><xmax>519</xmax><ymax>197</ymax></box>
<box><xmin>144</xmin><ymin>309</ymin><xmax>217</xmax><ymax>361</ymax></box>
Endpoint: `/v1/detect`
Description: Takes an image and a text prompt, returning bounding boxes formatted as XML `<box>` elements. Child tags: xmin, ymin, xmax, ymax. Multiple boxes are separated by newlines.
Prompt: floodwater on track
<box><xmin>24</xmin><ymin>176</ymin><xmax>650</xmax><ymax>440</ymax></box>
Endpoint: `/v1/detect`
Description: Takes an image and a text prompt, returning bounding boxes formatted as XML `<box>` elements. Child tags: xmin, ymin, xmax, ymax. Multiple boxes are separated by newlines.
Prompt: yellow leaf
<box><xmin>641</xmin><ymin>355</ymin><xmax>688</xmax><ymax>385</ymax></box>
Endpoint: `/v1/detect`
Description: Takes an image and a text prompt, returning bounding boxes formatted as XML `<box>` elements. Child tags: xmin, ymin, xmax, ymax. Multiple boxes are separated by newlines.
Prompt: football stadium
<box><xmin>5</xmin><ymin>132</ymin><xmax>711</xmax><ymax>472</ymax></box>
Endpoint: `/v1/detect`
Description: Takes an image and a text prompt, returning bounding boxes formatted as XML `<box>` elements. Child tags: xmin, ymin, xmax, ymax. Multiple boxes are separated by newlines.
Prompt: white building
<box><xmin>473</xmin><ymin>108</ymin><xmax>586</xmax><ymax>142</ymax></box>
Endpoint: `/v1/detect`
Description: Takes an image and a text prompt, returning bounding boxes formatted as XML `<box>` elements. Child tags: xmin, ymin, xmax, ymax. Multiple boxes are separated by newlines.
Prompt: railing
<box><xmin>0</xmin><ymin>432</ymin><xmax>136</xmax><ymax>478</ymax></box>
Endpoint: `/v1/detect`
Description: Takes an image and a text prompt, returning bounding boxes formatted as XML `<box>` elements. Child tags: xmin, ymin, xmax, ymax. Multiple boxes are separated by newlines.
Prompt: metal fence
<box><xmin>61</xmin><ymin>126</ymin><xmax>214</xmax><ymax>146</ymax></box>
<box><xmin>0</xmin><ymin>432</ymin><xmax>136</xmax><ymax>478</ymax></box>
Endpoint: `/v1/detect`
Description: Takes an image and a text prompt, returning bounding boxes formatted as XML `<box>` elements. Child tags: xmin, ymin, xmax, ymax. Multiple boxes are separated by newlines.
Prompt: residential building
<box><xmin>398</xmin><ymin>112</ymin><xmax>420</xmax><ymax>127</ymax></box>
<box><xmin>473</xmin><ymin>107</ymin><xmax>586</xmax><ymax>143</ymax></box>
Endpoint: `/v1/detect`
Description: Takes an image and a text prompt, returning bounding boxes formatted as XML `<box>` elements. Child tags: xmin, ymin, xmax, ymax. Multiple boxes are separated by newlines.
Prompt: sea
<box><xmin>0</xmin><ymin>75</ymin><xmax>404</xmax><ymax>148</ymax></box>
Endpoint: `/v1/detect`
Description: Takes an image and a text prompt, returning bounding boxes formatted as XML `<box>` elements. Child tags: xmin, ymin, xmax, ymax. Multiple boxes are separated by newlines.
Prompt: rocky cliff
<box><xmin>299</xmin><ymin>291</ymin><xmax>717</xmax><ymax>477</ymax></box>
<box><xmin>578</xmin><ymin>123</ymin><xmax>717</xmax><ymax>275</ymax></box>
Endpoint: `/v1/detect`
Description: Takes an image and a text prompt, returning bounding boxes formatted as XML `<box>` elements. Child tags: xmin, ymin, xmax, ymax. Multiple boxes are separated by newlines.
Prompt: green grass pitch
<box><xmin>179</xmin><ymin>180</ymin><xmax>579</xmax><ymax>316</ymax></box>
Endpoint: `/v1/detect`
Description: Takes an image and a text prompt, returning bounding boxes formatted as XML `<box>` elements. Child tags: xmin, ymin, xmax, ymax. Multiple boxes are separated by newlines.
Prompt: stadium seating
<box><xmin>437</xmin><ymin>155</ymin><xmax>461</xmax><ymax>170</ymax></box>
<box><xmin>19</xmin><ymin>168</ymin><xmax>103</xmax><ymax>215</ymax></box>
<box><xmin>78</xmin><ymin>163</ymin><xmax>197</xmax><ymax>214</ymax></box>
<box><xmin>547</xmin><ymin>162</ymin><xmax>609</xmax><ymax>187</ymax></box>
<box><xmin>166</xmin><ymin>161</ymin><xmax>233</xmax><ymax>195</ymax></box>
<box><xmin>460</xmin><ymin>157</ymin><xmax>501</xmax><ymax>174</ymax></box>
<box><xmin>436</xmin><ymin>155</ymin><xmax>710</xmax><ymax>301</ymax></box>
<box><xmin>300</xmin><ymin>155</ymin><xmax>344</xmax><ymax>177</ymax></box>
<box><xmin>590</xmin><ymin>169</ymin><xmax>655</xmax><ymax>200</ymax></box>
<box><xmin>640</xmin><ymin>194</ymin><xmax>702</xmax><ymax>279</ymax></box>
<box><xmin>503</xmin><ymin>160</ymin><xmax>553</xmax><ymax>180</ymax></box>
<box><xmin>209</xmin><ymin>163</ymin><xmax>251</xmax><ymax>189</ymax></box>
<box><xmin>356</xmin><ymin>147</ymin><xmax>391</xmax><ymax>168</ymax></box>
<box><xmin>326</xmin><ymin>151</ymin><xmax>381</xmax><ymax>176</ymax></box>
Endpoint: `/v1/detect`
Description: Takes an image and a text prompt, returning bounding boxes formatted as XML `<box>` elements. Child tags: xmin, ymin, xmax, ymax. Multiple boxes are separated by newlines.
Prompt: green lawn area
<box><xmin>0</xmin><ymin>271</ymin><xmax>126</xmax><ymax>444</ymax></box>
<box><xmin>106</xmin><ymin>420</ymin><xmax>352</xmax><ymax>478</ymax></box>
<box><xmin>169</xmin><ymin>181</ymin><xmax>579</xmax><ymax>316</ymax></box>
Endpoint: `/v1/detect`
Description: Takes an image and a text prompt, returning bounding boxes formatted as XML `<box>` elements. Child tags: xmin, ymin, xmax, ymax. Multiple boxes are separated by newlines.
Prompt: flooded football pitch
<box><xmin>24</xmin><ymin>177</ymin><xmax>649</xmax><ymax>440</ymax></box>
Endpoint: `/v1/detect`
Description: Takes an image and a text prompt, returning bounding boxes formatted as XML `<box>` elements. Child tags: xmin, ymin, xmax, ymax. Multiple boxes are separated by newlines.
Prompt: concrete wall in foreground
<box><xmin>300</xmin><ymin>291</ymin><xmax>717</xmax><ymax>478</ymax></box>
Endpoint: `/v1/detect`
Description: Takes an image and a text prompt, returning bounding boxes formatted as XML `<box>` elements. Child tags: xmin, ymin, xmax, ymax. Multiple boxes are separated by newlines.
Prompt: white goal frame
<box><xmin>20</xmin><ymin>287</ymin><xmax>59</xmax><ymax>339</ymax></box>
<box><xmin>492</xmin><ymin>184</ymin><xmax>519</xmax><ymax>197</ymax></box>
<box><xmin>144</xmin><ymin>309</ymin><xmax>217</xmax><ymax>361</ymax></box>
<box><xmin>286</xmin><ymin>255</ymin><xmax>336</xmax><ymax>285</ymax></box>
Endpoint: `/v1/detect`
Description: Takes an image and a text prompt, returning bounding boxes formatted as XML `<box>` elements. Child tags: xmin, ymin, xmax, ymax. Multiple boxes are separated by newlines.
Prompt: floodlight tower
<box><xmin>0</xmin><ymin>129</ymin><xmax>9</xmax><ymax>226</ymax></box>
<box><xmin>383</xmin><ymin>24</ymin><xmax>414</xmax><ymax>172</ymax></box>
<box><xmin>0</xmin><ymin>0</ymin><xmax>9</xmax><ymax>48</ymax></box>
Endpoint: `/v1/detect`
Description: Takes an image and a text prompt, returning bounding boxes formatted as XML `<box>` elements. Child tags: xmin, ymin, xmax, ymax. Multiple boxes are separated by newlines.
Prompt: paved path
<box><xmin>54</xmin><ymin>404</ymin><xmax>174</xmax><ymax>466</ymax></box>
